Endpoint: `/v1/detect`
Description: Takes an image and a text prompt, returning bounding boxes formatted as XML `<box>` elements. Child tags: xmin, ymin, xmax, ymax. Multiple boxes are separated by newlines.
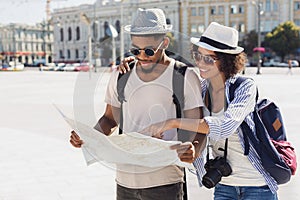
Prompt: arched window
<box><xmin>115</xmin><ymin>20</ymin><xmax>120</xmax><ymax>33</ymax></box>
<box><xmin>104</xmin><ymin>21</ymin><xmax>109</xmax><ymax>37</ymax></box>
<box><xmin>166</xmin><ymin>18</ymin><xmax>171</xmax><ymax>25</ymax></box>
<box><xmin>75</xmin><ymin>49</ymin><xmax>79</xmax><ymax>59</ymax></box>
<box><xmin>92</xmin><ymin>22</ymin><xmax>98</xmax><ymax>40</ymax></box>
<box><xmin>67</xmin><ymin>49</ymin><xmax>71</xmax><ymax>59</ymax></box>
<box><xmin>60</xmin><ymin>28</ymin><xmax>64</xmax><ymax>41</ymax></box>
<box><xmin>68</xmin><ymin>27</ymin><xmax>72</xmax><ymax>41</ymax></box>
<box><xmin>76</xmin><ymin>26</ymin><xmax>80</xmax><ymax>40</ymax></box>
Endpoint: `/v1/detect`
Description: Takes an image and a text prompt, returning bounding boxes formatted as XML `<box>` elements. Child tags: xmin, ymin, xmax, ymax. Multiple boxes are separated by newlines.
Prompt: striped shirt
<box><xmin>193</xmin><ymin>75</ymin><xmax>278</xmax><ymax>193</ymax></box>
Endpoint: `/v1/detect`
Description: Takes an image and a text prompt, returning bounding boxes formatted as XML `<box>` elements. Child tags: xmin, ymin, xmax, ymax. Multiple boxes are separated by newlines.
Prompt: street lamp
<box><xmin>120</xmin><ymin>0</ymin><xmax>124</xmax><ymax>61</ymax></box>
<box><xmin>106</xmin><ymin>25</ymin><xmax>118</xmax><ymax>69</ymax></box>
<box><xmin>80</xmin><ymin>13</ymin><xmax>92</xmax><ymax>79</ymax></box>
<box><xmin>252</xmin><ymin>0</ymin><xmax>264</xmax><ymax>74</ymax></box>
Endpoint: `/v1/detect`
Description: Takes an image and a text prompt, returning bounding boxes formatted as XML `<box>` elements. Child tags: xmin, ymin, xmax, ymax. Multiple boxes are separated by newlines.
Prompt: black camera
<box><xmin>202</xmin><ymin>156</ymin><xmax>232</xmax><ymax>189</ymax></box>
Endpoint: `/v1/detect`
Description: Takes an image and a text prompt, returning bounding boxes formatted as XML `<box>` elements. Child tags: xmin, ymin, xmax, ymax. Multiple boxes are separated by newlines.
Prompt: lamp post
<box><xmin>120</xmin><ymin>0</ymin><xmax>124</xmax><ymax>61</ymax></box>
<box><xmin>80</xmin><ymin>13</ymin><xmax>92</xmax><ymax>79</ymax></box>
<box><xmin>106</xmin><ymin>25</ymin><xmax>118</xmax><ymax>70</ymax></box>
<box><xmin>252</xmin><ymin>0</ymin><xmax>263</xmax><ymax>74</ymax></box>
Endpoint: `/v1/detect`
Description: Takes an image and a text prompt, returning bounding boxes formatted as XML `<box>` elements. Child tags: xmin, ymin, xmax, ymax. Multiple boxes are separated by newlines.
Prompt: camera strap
<box><xmin>205</xmin><ymin>86</ymin><xmax>229</xmax><ymax>162</ymax></box>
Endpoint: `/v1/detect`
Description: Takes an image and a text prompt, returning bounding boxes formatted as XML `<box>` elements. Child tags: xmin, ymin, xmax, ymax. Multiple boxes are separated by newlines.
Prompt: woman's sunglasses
<box><xmin>192</xmin><ymin>51</ymin><xmax>219</xmax><ymax>65</ymax></box>
<box><xmin>130</xmin><ymin>40</ymin><xmax>164</xmax><ymax>57</ymax></box>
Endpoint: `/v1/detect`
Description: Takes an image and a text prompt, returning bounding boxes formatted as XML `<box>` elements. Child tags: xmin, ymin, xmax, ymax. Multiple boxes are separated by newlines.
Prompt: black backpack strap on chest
<box><xmin>117</xmin><ymin>62</ymin><xmax>135</xmax><ymax>135</ymax></box>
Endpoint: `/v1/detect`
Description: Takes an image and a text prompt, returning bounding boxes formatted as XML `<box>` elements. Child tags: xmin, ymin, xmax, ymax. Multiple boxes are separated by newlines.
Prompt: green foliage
<box><xmin>264</xmin><ymin>21</ymin><xmax>300</xmax><ymax>61</ymax></box>
<box><xmin>241</xmin><ymin>30</ymin><xmax>258</xmax><ymax>56</ymax></box>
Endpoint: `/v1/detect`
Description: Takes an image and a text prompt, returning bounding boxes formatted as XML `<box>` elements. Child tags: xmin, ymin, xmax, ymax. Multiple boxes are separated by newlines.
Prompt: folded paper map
<box><xmin>54</xmin><ymin>104</ymin><xmax>193</xmax><ymax>169</ymax></box>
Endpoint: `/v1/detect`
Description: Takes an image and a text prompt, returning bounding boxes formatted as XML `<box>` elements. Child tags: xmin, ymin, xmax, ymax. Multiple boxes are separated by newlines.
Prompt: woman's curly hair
<box><xmin>191</xmin><ymin>44</ymin><xmax>247</xmax><ymax>79</ymax></box>
<box><xmin>215</xmin><ymin>51</ymin><xmax>247</xmax><ymax>79</ymax></box>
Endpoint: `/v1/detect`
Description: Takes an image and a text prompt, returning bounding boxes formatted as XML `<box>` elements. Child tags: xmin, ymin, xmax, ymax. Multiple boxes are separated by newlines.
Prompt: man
<box><xmin>70</xmin><ymin>8</ymin><xmax>205</xmax><ymax>200</ymax></box>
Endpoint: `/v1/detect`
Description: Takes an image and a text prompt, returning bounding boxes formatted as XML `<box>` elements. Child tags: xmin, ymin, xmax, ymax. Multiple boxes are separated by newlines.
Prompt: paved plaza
<box><xmin>0</xmin><ymin>67</ymin><xmax>300</xmax><ymax>200</ymax></box>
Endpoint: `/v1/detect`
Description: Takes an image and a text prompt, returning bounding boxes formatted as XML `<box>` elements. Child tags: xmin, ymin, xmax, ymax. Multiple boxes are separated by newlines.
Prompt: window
<box><xmin>218</xmin><ymin>6</ymin><xmax>224</xmax><ymax>15</ymax></box>
<box><xmin>104</xmin><ymin>21</ymin><xmax>109</xmax><ymax>37</ymax></box>
<box><xmin>76</xmin><ymin>26</ymin><xmax>80</xmax><ymax>40</ymax></box>
<box><xmin>294</xmin><ymin>19</ymin><xmax>300</xmax><ymax>26</ymax></box>
<box><xmin>60</xmin><ymin>28</ymin><xmax>64</xmax><ymax>41</ymax></box>
<box><xmin>68</xmin><ymin>27</ymin><xmax>72</xmax><ymax>41</ymax></box>
<box><xmin>191</xmin><ymin>8</ymin><xmax>197</xmax><ymax>16</ymax></box>
<box><xmin>266</xmin><ymin>0</ymin><xmax>271</xmax><ymax>12</ymax></box>
<box><xmin>199</xmin><ymin>7</ymin><xmax>204</xmax><ymax>16</ymax></box>
<box><xmin>273</xmin><ymin>1</ymin><xmax>278</xmax><ymax>11</ymax></box>
<box><xmin>191</xmin><ymin>24</ymin><xmax>197</xmax><ymax>34</ymax></box>
<box><xmin>115</xmin><ymin>20</ymin><xmax>120</xmax><ymax>33</ymax></box>
<box><xmin>211</xmin><ymin>6</ymin><xmax>216</xmax><ymax>15</ymax></box>
<box><xmin>75</xmin><ymin>49</ymin><xmax>79</xmax><ymax>59</ymax></box>
<box><xmin>239</xmin><ymin>5</ymin><xmax>244</xmax><ymax>13</ymax></box>
<box><xmin>231</xmin><ymin>22</ymin><xmax>237</xmax><ymax>30</ymax></box>
<box><xmin>166</xmin><ymin>18</ymin><xmax>171</xmax><ymax>25</ymax></box>
<box><xmin>67</xmin><ymin>49</ymin><xmax>71</xmax><ymax>59</ymax></box>
<box><xmin>238</xmin><ymin>23</ymin><xmax>245</xmax><ymax>32</ymax></box>
<box><xmin>295</xmin><ymin>2</ymin><xmax>300</xmax><ymax>10</ymax></box>
<box><xmin>231</xmin><ymin>5</ymin><xmax>237</xmax><ymax>14</ymax></box>
<box><xmin>198</xmin><ymin>25</ymin><xmax>205</xmax><ymax>33</ymax></box>
<box><xmin>59</xmin><ymin>50</ymin><xmax>63</xmax><ymax>59</ymax></box>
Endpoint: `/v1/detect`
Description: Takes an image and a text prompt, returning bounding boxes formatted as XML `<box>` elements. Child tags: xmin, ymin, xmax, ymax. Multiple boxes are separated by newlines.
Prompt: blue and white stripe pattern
<box><xmin>193</xmin><ymin>75</ymin><xmax>278</xmax><ymax>193</ymax></box>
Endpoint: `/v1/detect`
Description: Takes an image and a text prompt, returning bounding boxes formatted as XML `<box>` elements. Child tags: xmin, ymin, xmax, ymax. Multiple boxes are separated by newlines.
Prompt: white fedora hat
<box><xmin>190</xmin><ymin>22</ymin><xmax>244</xmax><ymax>54</ymax></box>
<box><xmin>124</xmin><ymin>8</ymin><xmax>172</xmax><ymax>35</ymax></box>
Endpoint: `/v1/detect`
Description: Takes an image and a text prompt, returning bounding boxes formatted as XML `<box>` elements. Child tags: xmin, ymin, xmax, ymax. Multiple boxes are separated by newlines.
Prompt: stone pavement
<box><xmin>0</xmin><ymin>67</ymin><xmax>299</xmax><ymax>200</ymax></box>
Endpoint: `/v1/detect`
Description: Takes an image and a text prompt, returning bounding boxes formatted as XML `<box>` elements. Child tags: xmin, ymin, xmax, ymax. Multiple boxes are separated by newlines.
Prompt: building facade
<box><xmin>51</xmin><ymin>0</ymin><xmax>300</xmax><ymax>65</ymax></box>
<box><xmin>0</xmin><ymin>23</ymin><xmax>54</xmax><ymax>66</ymax></box>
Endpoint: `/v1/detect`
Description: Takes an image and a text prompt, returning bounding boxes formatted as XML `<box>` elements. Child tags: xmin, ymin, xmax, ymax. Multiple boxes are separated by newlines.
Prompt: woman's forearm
<box><xmin>169</xmin><ymin>118</ymin><xmax>209</xmax><ymax>134</ymax></box>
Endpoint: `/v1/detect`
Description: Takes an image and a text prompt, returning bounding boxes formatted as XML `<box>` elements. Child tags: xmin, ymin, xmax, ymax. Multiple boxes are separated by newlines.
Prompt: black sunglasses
<box><xmin>130</xmin><ymin>40</ymin><xmax>164</xmax><ymax>57</ymax></box>
<box><xmin>192</xmin><ymin>51</ymin><xmax>219</xmax><ymax>65</ymax></box>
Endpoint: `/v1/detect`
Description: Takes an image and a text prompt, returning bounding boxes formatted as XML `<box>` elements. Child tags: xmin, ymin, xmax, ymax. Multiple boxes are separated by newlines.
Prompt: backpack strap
<box><xmin>229</xmin><ymin>76</ymin><xmax>253</xmax><ymax>155</ymax></box>
<box><xmin>172</xmin><ymin>61</ymin><xmax>187</xmax><ymax>119</ymax></box>
<box><xmin>117</xmin><ymin>62</ymin><xmax>135</xmax><ymax>135</ymax></box>
<box><xmin>172</xmin><ymin>60</ymin><xmax>189</xmax><ymax>200</ymax></box>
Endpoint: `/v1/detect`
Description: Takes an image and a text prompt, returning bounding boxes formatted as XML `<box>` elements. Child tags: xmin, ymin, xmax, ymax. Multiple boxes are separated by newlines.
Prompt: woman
<box><xmin>141</xmin><ymin>22</ymin><xmax>278</xmax><ymax>200</ymax></box>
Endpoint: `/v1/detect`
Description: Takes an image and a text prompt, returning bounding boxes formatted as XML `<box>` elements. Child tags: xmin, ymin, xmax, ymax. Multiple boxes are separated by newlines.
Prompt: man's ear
<box><xmin>163</xmin><ymin>37</ymin><xmax>170</xmax><ymax>49</ymax></box>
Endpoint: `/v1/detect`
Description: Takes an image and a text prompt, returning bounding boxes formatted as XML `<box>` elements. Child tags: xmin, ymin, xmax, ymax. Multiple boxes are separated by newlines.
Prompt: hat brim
<box><xmin>124</xmin><ymin>24</ymin><xmax>173</xmax><ymax>35</ymax></box>
<box><xmin>190</xmin><ymin>37</ymin><xmax>244</xmax><ymax>54</ymax></box>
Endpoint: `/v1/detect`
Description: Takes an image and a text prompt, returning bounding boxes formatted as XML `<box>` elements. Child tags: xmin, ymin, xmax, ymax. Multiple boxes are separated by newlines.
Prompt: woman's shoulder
<box><xmin>227</xmin><ymin>75</ymin><xmax>256</xmax><ymax>88</ymax></box>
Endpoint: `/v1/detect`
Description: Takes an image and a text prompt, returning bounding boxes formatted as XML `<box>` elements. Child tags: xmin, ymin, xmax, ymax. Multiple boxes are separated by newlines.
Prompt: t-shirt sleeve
<box><xmin>183</xmin><ymin>68</ymin><xmax>204</xmax><ymax>110</ymax></box>
<box><xmin>104</xmin><ymin>70</ymin><xmax>121</xmax><ymax>108</ymax></box>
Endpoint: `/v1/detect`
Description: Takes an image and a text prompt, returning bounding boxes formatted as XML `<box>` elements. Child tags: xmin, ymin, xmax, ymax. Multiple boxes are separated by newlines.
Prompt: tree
<box><xmin>241</xmin><ymin>30</ymin><xmax>258</xmax><ymax>56</ymax></box>
<box><xmin>264</xmin><ymin>21</ymin><xmax>300</xmax><ymax>61</ymax></box>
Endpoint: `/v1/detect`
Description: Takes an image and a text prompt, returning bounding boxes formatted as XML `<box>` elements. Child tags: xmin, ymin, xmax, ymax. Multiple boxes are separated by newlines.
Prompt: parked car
<box><xmin>54</xmin><ymin>63</ymin><xmax>66</xmax><ymax>71</ymax></box>
<box><xmin>263</xmin><ymin>59</ymin><xmax>281</xmax><ymax>67</ymax></box>
<box><xmin>278</xmin><ymin>60</ymin><xmax>299</xmax><ymax>67</ymax></box>
<box><xmin>64</xmin><ymin>63</ymin><xmax>80</xmax><ymax>71</ymax></box>
<box><xmin>2</xmin><ymin>62</ymin><xmax>25</xmax><ymax>71</ymax></box>
<box><xmin>40</xmin><ymin>63</ymin><xmax>56</xmax><ymax>71</ymax></box>
<box><xmin>74</xmin><ymin>63</ymin><xmax>92</xmax><ymax>72</ymax></box>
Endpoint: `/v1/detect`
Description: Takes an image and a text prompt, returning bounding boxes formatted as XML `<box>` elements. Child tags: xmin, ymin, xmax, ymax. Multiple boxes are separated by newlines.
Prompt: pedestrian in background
<box><xmin>287</xmin><ymin>59</ymin><xmax>293</xmax><ymax>75</ymax></box>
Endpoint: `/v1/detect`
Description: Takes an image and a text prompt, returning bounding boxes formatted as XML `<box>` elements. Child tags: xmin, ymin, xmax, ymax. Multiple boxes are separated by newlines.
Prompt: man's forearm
<box><xmin>94</xmin><ymin>116</ymin><xmax>118</xmax><ymax>136</ymax></box>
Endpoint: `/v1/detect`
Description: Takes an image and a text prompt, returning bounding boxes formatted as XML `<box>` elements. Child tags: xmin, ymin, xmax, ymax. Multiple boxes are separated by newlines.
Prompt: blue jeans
<box><xmin>214</xmin><ymin>184</ymin><xmax>278</xmax><ymax>200</ymax></box>
<box><xmin>116</xmin><ymin>182</ymin><xmax>183</xmax><ymax>200</ymax></box>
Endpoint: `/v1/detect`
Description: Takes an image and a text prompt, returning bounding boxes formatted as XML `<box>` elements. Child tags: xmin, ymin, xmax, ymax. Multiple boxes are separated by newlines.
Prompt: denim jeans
<box><xmin>116</xmin><ymin>182</ymin><xmax>183</xmax><ymax>200</ymax></box>
<box><xmin>214</xmin><ymin>183</ymin><xmax>278</xmax><ymax>200</ymax></box>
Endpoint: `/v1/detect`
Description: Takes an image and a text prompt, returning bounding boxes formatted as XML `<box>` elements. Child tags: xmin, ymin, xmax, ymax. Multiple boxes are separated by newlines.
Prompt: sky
<box><xmin>0</xmin><ymin>0</ymin><xmax>97</xmax><ymax>25</ymax></box>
